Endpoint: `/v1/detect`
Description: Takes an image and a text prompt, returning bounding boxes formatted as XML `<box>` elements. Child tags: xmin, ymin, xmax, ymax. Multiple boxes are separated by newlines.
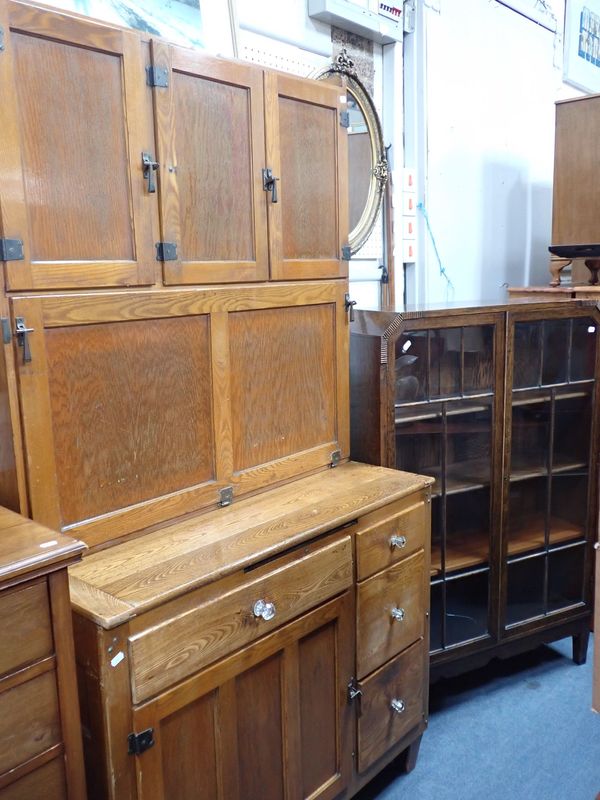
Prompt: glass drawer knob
<box><xmin>391</xmin><ymin>606</ymin><xmax>406</xmax><ymax>622</ymax></box>
<box><xmin>390</xmin><ymin>535</ymin><xmax>407</xmax><ymax>549</ymax></box>
<box><xmin>391</xmin><ymin>698</ymin><xmax>405</xmax><ymax>714</ymax></box>
<box><xmin>253</xmin><ymin>599</ymin><xmax>276</xmax><ymax>621</ymax></box>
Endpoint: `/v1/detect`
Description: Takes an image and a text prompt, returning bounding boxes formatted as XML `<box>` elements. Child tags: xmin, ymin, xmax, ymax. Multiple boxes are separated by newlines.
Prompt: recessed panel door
<box><xmin>0</xmin><ymin>1</ymin><xmax>155</xmax><ymax>290</ymax></box>
<box><xmin>265</xmin><ymin>72</ymin><xmax>348</xmax><ymax>280</ymax></box>
<box><xmin>150</xmin><ymin>41</ymin><xmax>269</xmax><ymax>284</ymax></box>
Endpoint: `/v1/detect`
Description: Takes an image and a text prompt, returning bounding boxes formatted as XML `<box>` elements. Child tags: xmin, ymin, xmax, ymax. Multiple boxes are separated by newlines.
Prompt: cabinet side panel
<box><xmin>350</xmin><ymin>333</ymin><xmax>385</xmax><ymax>466</ymax></box>
<box><xmin>553</xmin><ymin>98</ymin><xmax>600</xmax><ymax>244</ymax></box>
<box><xmin>229</xmin><ymin>304</ymin><xmax>336</xmax><ymax>471</ymax></box>
<box><xmin>45</xmin><ymin>316</ymin><xmax>214</xmax><ymax>526</ymax></box>
<box><xmin>0</xmin><ymin>343</ymin><xmax>19</xmax><ymax>511</ymax></box>
<box><xmin>298</xmin><ymin>621</ymin><xmax>337</xmax><ymax>797</ymax></box>
<box><xmin>235</xmin><ymin>654</ymin><xmax>285</xmax><ymax>800</ymax></box>
<box><xmin>160</xmin><ymin>693</ymin><xmax>219</xmax><ymax>798</ymax></box>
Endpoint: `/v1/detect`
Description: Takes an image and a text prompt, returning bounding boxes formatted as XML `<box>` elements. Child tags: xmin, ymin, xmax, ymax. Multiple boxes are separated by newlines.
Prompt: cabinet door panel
<box><xmin>132</xmin><ymin>593</ymin><xmax>353</xmax><ymax>800</ymax></box>
<box><xmin>265</xmin><ymin>73</ymin><xmax>348</xmax><ymax>280</ymax></box>
<box><xmin>151</xmin><ymin>42</ymin><xmax>269</xmax><ymax>284</ymax></box>
<box><xmin>0</xmin><ymin>1</ymin><xmax>154</xmax><ymax>290</ymax></box>
<box><xmin>12</xmin><ymin>294</ymin><xmax>225</xmax><ymax>547</ymax></box>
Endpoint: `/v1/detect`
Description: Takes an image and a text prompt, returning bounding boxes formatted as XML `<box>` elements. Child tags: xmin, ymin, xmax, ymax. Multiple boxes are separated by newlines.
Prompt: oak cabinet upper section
<box><xmin>0</xmin><ymin>0</ymin><xmax>349</xmax><ymax>291</ymax></box>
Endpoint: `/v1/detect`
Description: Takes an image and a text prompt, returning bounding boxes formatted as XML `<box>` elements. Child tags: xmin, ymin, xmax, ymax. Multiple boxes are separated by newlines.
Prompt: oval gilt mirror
<box><xmin>315</xmin><ymin>50</ymin><xmax>388</xmax><ymax>256</ymax></box>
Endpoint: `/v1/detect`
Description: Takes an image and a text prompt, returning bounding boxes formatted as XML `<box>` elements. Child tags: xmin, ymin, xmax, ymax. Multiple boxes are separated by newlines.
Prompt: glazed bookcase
<box><xmin>350</xmin><ymin>300</ymin><xmax>600</xmax><ymax>677</ymax></box>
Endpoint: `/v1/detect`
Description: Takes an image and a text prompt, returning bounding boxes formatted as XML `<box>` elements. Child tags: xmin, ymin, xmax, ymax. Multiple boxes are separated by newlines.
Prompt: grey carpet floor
<box><xmin>357</xmin><ymin>637</ymin><xmax>600</xmax><ymax>800</ymax></box>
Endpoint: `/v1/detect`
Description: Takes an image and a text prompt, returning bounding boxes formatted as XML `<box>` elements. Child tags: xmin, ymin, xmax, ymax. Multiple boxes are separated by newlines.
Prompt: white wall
<box><xmin>409</xmin><ymin>0</ymin><xmax>581</xmax><ymax>305</ymax></box>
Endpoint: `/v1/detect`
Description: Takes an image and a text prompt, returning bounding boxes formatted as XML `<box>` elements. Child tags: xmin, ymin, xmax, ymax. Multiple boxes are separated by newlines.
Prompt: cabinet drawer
<box><xmin>356</xmin><ymin>550</ymin><xmax>426</xmax><ymax>678</ymax></box>
<box><xmin>0</xmin><ymin>580</ymin><xmax>53</xmax><ymax>677</ymax></box>
<box><xmin>129</xmin><ymin>535</ymin><xmax>353</xmax><ymax>702</ymax></box>
<box><xmin>355</xmin><ymin>500</ymin><xmax>428</xmax><ymax>581</ymax></box>
<box><xmin>358</xmin><ymin>639</ymin><xmax>425</xmax><ymax>773</ymax></box>
<box><xmin>0</xmin><ymin>670</ymin><xmax>61</xmax><ymax>775</ymax></box>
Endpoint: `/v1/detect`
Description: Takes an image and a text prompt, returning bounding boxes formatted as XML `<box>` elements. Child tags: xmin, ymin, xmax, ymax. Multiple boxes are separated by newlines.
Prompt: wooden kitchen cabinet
<box><xmin>69</xmin><ymin>463</ymin><xmax>432</xmax><ymax>800</ymax></box>
<box><xmin>350</xmin><ymin>300</ymin><xmax>600</xmax><ymax>678</ymax></box>
<box><xmin>0</xmin><ymin>506</ymin><xmax>86</xmax><ymax>799</ymax></box>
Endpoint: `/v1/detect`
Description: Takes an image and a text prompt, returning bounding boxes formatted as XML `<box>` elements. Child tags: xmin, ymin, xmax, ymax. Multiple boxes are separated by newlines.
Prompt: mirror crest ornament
<box><xmin>316</xmin><ymin>49</ymin><xmax>389</xmax><ymax>255</ymax></box>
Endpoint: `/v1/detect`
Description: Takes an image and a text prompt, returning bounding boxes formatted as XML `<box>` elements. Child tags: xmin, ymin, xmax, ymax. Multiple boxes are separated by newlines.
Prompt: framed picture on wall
<box><xmin>564</xmin><ymin>0</ymin><xmax>600</xmax><ymax>92</ymax></box>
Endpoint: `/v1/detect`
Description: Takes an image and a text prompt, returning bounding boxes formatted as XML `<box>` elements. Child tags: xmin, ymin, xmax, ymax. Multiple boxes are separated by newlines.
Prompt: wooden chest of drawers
<box><xmin>0</xmin><ymin>507</ymin><xmax>86</xmax><ymax>800</ymax></box>
<box><xmin>68</xmin><ymin>462</ymin><xmax>432</xmax><ymax>800</ymax></box>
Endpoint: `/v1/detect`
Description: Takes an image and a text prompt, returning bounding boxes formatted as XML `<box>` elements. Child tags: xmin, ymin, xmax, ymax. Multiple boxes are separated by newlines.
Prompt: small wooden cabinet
<box><xmin>350</xmin><ymin>300</ymin><xmax>600</xmax><ymax>677</ymax></box>
<box><xmin>0</xmin><ymin>506</ymin><xmax>86</xmax><ymax>799</ymax></box>
<box><xmin>69</xmin><ymin>463</ymin><xmax>432</xmax><ymax>800</ymax></box>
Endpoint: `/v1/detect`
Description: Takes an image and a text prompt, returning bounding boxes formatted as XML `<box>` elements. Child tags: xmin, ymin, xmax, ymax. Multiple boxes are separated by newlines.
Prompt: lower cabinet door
<box><xmin>130</xmin><ymin>592</ymin><xmax>353</xmax><ymax>800</ymax></box>
<box><xmin>357</xmin><ymin>639</ymin><xmax>426</xmax><ymax>773</ymax></box>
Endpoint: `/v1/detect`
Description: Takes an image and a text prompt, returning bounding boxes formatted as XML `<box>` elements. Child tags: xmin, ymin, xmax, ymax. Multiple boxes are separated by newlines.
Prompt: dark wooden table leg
<box><xmin>585</xmin><ymin>258</ymin><xmax>600</xmax><ymax>285</ymax></box>
<box><xmin>572</xmin><ymin>629</ymin><xmax>590</xmax><ymax>665</ymax></box>
<box><xmin>403</xmin><ymin>735</ymin><xmax>423</xmax><ymax>773</ymax></box>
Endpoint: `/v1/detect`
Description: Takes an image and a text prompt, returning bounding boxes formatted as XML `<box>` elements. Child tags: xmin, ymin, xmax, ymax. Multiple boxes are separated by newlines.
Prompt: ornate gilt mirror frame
<box><xmin>315</xmin><ymin>49</ymin><xmax>389</xmax><ymax>255</ymax></box>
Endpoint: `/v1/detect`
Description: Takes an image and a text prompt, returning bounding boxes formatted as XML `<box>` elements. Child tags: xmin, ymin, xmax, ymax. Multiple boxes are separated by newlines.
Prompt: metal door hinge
<box><xmin>128</xmin><ymin>728</ymin><xmax>154</xmax><ymax>756</ymax></box>
<box><xmin>0</xmin><ymin>27</ymin><xmax>5</xmax><ymax>51</ymax></box>
<box><xmin>1</xmin><ymin>318</ymin><xmax>10</xmax><ymax>345</ymax></box>
<box><xmin>146</xmin><ymin>65</ymin><xmax>168</xmax><ymax>87</ymax></box>
<box><xmin>0</xmin><ymin>238</ymin><xmax>24</xmax><ymax>262</ymax></box>
<box><xmin>330</xmin><ymin>449</ymin><xmax>341</xmax><ymax>468</ymax></box>
<box><xmin>155</xmin><ymin>242</ymin><xmax>177</xmax><ymax>261</ymax></box>
<box><xmin>340</xmin><ymin>110</ymin><xmax>350</xmax><ymax>128</ymax></box>
<box><xmin>341</xmin><ymin>245</ymin><xmax>351</xmax><ymax>261</ymax></box>
<box><xmin>219</xmin><ymin>486</ymin><xmax>233</xmax><ymax>507</ymax></box>
<box><xmin>15</xmin><ymin>317</ymin><xmax>33</xmax><ymax>363</ymax></box>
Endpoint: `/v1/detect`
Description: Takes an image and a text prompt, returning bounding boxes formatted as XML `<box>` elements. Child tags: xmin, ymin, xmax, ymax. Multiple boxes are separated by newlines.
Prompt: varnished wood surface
<box><xmin>357</xmin><ymin>639</ymin><xmax>425</xmax><ymax>774</ymax></box>
<box><xmin>0</xmin><ymin>579</ymin><xmax>52</xmax><ymax>675</ymax></box>
<box><xmin>553</xmin><ymin>95</ymin><xmax>600</xmax><ymax>245</ymax></box>
<box><xmin>128</xmin><ymin>536</ymin><xmax>352</xmax><ymax>702</ymax></box>
<box><xmin>69</xmin><ymin>462</ymin><xmax>431</xmax><ymax>628</ymax></box>
<box><xmin>356</xmin><ymin>549</ymin><xmax>426</xmax><ymax>678</ymax></box>
<box><xmin>131</xmin><ymin>592</ymin><xmax>353</xmax><ymax>800</ymax></box>
<box><xmin>0</xmin><ymin>506</ymin><xmax>85</xmax><ymax>583</ymax></box>
<box><xmin>0</xmin><ymin>754</ymin><xmax>67</xmax><ymax>800</ymax></box>
<box><xmin>355</xmin><ymin>494</ymin><xmax>429</xmax><ymax>581</ymax></box>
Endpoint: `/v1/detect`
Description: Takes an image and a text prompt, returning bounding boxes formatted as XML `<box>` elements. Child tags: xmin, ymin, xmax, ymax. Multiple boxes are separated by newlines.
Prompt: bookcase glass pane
<box><xmin>507</xmin><ymin>477</ymin><xmax>546</xmax><ymax>555</ymax></box>
<box><xmin>445</xmin><ymin>572</ymin><xmax>489</xmax><ymax>646</ymax></box>
<box><xmin>506</xmin><ymin>556</ymin><xmax>545</xmax><ymax>625</ymax></box>
<box><xmin>463</xmin><ymin>325</ymin><xmax>494</xmax><ymax>394</ymax></box>
<box><xmin>553</xmin><ymin>392</ymin><xmax>592</xmax><ymax>471</ymax></box>
<box><xmin>510</xmin><ymin>400</ymin><xmax>550</xmax><ymax>476</ymax></box>
<box><xmin>548</xmin><ymin>545</ymin><xmax>585</xmax><ymax>613</ymax></box>
<box><xmin>430</xmin><ymin>329</ymin><xmax>461</xmax><ymax>398</ymax></box>
<box><xmin>541</xmin><ymin>319</ymin><xmax>570</xmax><ymax>385</ymax></box>
<box><xmin>430</xmin><ymin>495</ymin><xmax>442</xmax><ymax>579</ymax></box>
<box><xmin>395</xmin><ymin>331</ymin><xmax>428</xmax><ymax>403</ymax></box>
<box><xmin>513</xmin><ymin>322</ymin><xmax>542</xmax><ymax>389</ymax></box>
<box><xmin>430</xmin><ymin>581</ymin><xmax>443</xmax><ymax>652</ymax></box>
<box><xmin>550</xmin><ymin>473</ymin><xmax>588</xmax><ymax>544</ymax></box>
<box><xmin>571</xmin><ymin>317</ymin><xmax>597</xmax><ymax>381</ymax></box>
<box><xmin>445</xmin><ymin>487</ymin><xmax>490</xmax><ymax>573</ymax></box>
<box><xmin>395</xmin><ymin>416</ymin><xmax>442</xmax><ymax>485</ymax></box>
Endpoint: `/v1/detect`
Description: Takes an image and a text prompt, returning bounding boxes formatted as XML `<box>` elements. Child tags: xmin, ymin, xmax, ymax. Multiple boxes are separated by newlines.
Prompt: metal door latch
<box><xmin>344</xmin><ymin>293</ymin><xmax>357</xmax><ymax>322</ymax></box>
<box><xmin>262</xmin><ymin>168</ymin><xmax>279</xmax><ymax>203</ymax></box>
<box><xmin>142</xmin><ymin>152</ymin><xmax>159</xmax><ymax>193</ymax></box>
<box><xmin>15</xmin><ymin>317</ymin><xmax>34</xmax><ymax>363</ymax></box>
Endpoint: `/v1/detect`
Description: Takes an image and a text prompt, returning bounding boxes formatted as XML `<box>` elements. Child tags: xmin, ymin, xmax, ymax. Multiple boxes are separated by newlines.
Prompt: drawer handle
<box><xmin>390</xmin><ymin>535</ymin><xmax>407</xmax><ymax>549</ymax></box>
<box><xmin>391</xmin><ymin>698</ymin><xmax>405</xmax><ymax>714</ymax></box>
<box><xmin>253</xmin><ymin>599</ymin><xmax>276</xmax><ymax>621</ymax></box>
<box><xmin>390</xmin><ymin>606</ymin><xmax>406</xmax><ymax>622</ymax></box>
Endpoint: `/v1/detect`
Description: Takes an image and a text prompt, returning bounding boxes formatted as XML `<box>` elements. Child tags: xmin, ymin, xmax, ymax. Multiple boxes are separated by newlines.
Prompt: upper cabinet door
<box><xmin>265</xmin><ymin>72</ymin><xmax>349</xmax><ymax>281</ymax></box>
<box><xmin>151</xmin><ymin>41</ymin><xmax>269</xmax><ymax>285</ymax></box>
<box><xmin>0</xmin><ymin>1</ymin><xmax>156</xmax><ymax>291</ymax></box>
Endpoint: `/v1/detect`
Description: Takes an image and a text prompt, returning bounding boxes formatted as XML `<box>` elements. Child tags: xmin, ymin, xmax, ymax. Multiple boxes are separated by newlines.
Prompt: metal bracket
<box><xmin>128</xmin><ymin>728</ymin><xmax>155</xmax><ymax>756</ymax></box>
<box><xmin>1</xmin><ymin>318</ymin><xmax>10</xmax><ymax>345</ymax></box>
<box><xmin>341</xmin><ymin>245</ymin><xmax>352</xmax><ymax>261</ymax></box>
<box><xmin>330</xmin><ymin>449</ymin><xmax>341</xmax><ymax>468</ymax></box>
<box><xmin>15</xmin><ymin>317</ymin><xmax>33</xmax><ymax>363</ymax></box>
<box><xmin>403</xmin><ymin>0</ymin><xmax>416</xmax><ymax>33</ymax></box>
<box><xmin>219</xmin><ymin>486</ymin><xmax>233</xmax><ymax>507</ymax></box>
<box><xmin>347</xmin><ymin>678</ymin><xmax>362</xmax><ymax>716</ymax></box>
<box><xmin>146</xmin><ymin>65</ymin><xmax>168</xmax><ymax>88</ymax></box>
<box><xmin>0</xmin><ymin>27</ymin><xmax>4</xmax><ymax>51</ymax></box>
<box><xmin>340</xmin><ymin>110</ymin><xmax>350</xmax><ymax>129</ymax></box>
<box><xmin>155</xmin><ymin>242</ymin><xmax>177</xmax><ymax>261</ymax></box>
<box><xmin>0</xmin><ymin>239</ymin><xmax>24</xmax><ymax>262</ymax></box>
